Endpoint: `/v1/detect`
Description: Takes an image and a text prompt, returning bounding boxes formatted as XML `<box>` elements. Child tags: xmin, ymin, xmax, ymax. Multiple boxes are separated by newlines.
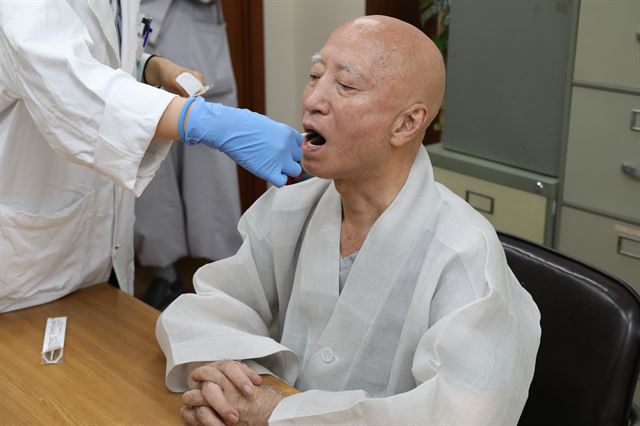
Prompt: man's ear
<box><xmin>390</xmin><ymin>104</ymin><xmax>429</xmax><ymax>147</ymax></box>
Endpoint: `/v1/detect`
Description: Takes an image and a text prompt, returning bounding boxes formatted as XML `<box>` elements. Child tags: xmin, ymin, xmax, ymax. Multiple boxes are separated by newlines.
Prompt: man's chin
<box><xmin>301</xmin><ymin>159</ymin><xmax>332</xmax><ymax>180</ymax></box>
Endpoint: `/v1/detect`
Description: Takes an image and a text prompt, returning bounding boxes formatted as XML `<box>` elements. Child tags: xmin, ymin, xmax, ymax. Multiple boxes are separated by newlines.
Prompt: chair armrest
<box><xmin>629</xmin><ymin>403</ymin><xmax>640</xmax><ymax>426</ymax></box>
<box><xmin>260</xmin><ymin>374</ymin><xmax>300</xmax><ymax>397</ymax></box>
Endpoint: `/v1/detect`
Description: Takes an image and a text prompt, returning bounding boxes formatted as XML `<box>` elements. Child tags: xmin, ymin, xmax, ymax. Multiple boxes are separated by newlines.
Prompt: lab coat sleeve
<box><xmin>270</xmin><ymin>253</ymin><xmax>540</xmax><ymax>425</ymax></box>
<box><xmin>156</xmin><ymin>190</ymin><xmax>300</xmax><ymax>391</ymax></box>
<box><xmin>0</xmin><ymin>2</ymin><xmax>176</xmax><ymax>196</ymax></box>
<box><xmin>136</xmin><ymin>52</ymin><xmax>154</xmax><ymax>83</ymax></box>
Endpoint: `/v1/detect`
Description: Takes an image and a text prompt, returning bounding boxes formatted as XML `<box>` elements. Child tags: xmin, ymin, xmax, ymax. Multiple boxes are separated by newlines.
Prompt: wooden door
<box><xmin>221</xmin><ymin>0</ymin><xmax>267</xmax><ymax>211</ymax></box>
<box><xmin>366</xmin><ymin>0</ymin><xmax>442</xmax><ymax>145</ymax></box>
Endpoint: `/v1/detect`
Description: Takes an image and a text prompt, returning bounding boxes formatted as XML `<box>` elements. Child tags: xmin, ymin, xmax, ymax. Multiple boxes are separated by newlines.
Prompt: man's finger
<box><xmin>196</xmin><ymin>405</ymin><xmax>227</xmax><ymax>426</ymax></box>
<box><xmin>219</xmin><ymin>361</ymin><xmax>257</xmax><ymax>395</ymax></box>
<box><xmin>181</xmin><ymin>406</ymin><xmax>199</xmax><ymax>426</ymax></box>
<box><xmin>187</xmin><ymin>361</ymin><xmax>215</xmax><ymax>390</ymax></box>
<box><xmin>191</xmin><ymin>365</ymin><xmax>229</xmax><ymax>388</ymax></box>
<box><xmin>201</xmin><ymin>381</ymin><xmax>239</xmax><ymax>425</ymax></box>
<box><xmin>187</xmin><ymin>375</ymin><xmax>202</xmax><ymax>391</ymax></box>
<box><xmin>238</xmin><ymin>363</ymin><xmax>263</xmax><ymax>386</ymax></box>
<box><xmin>182</xmin><ymin>389</ymin><xmax>208</xmax><ymax>407</ymax></box>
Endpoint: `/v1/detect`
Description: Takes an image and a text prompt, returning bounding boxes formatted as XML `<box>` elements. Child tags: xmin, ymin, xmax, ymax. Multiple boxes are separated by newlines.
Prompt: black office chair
<box><xmin>497</xmin><ymin>232</ymin><xmax>640</xmax><ymax>426</ymax></box>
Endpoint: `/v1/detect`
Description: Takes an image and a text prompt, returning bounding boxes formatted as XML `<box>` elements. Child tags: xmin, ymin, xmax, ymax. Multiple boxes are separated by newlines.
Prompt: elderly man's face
<box><xmin>301</xmin><ymin>25</ymin><xmax>401</xmax><ymax>181</ymax></box>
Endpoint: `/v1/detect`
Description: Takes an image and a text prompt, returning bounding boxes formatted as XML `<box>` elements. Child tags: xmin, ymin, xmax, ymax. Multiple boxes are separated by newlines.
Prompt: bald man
<box><xmin>156</xmin><ymin>16</ymin><xmax>541</xmax><ymax>425</ymax></box>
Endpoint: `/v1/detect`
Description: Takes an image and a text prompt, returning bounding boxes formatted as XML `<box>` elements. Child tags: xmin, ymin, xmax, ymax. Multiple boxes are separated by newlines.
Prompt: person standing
<box><xmin>135</xmin><ymin>0</ymin><xmax>243</xmax><ymax>309</ymax></box>
<box><xmin>0</xmin><ymin>1</ymin><xmax>302</xmax><ymax>313</ymax></box>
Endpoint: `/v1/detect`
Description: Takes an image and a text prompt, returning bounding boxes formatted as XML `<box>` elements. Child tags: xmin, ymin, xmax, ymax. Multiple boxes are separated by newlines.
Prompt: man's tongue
<box><xmin>305</xmin><ymin>130</ymin><xmax>326</xmax><ymax>146</ymax></box>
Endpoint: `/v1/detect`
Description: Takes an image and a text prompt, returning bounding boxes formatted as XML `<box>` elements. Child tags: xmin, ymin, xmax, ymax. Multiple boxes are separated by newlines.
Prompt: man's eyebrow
<box><xmin>310</xmin><ymin>54</ymin><xmax>361</xmax><ymax>76</ymax></box>
<box><xmin>310</xmin><ymin>53</ymin><xmax>370</xmax><ymax>84</ymax></box>
<box><xmin>338</xmin><ymin>61</ymin><xmax>362</xmax><ymax>78</ymax></box>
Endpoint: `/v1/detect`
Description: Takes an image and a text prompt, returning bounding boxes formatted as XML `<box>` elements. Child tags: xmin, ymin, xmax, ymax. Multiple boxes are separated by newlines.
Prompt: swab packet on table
<box><xmin>41</xmin><ymin>316</ymin><xmax>67</xmax><ymax>365</ymax></box>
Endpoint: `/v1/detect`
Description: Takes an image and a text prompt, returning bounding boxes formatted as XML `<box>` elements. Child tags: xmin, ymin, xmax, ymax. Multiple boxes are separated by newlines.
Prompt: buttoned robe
<box><xmin>157</xmin><ymin>147</ymin><xmax>541</xmax><ymax>425</ymax></box>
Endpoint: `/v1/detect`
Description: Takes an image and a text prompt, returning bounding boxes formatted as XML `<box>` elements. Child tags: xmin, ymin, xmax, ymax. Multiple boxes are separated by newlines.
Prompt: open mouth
<box><xmin>304</xmin><ymin>130</ymin><xmax>326</xmax><ymax>146</ymax></box>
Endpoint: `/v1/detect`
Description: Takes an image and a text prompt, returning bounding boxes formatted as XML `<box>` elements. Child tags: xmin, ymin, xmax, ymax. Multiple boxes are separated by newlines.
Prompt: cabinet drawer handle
<box><xmin>465</xmin><ymin>190</ymin><xmax>495</xmax><ymax>214</ymax></box>
<box><xmin>621</xmin><ymin>162</ymin><xmax>640</xmax><ymax>181</ymax></box>
<box><xmin>632</xmin><ymin>109</ymin><xmax>640</xmax><ymax>132</ymax></box>
<box><xmin>618</xmin><ymin>235</ymin><xmax>640</xmax><ymax>260</ymax></box>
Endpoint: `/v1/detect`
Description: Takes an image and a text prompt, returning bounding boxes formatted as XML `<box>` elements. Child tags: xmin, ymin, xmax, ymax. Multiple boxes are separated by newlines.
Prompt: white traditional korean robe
<box><xmin>157</xmin><ymin>147</ymin><xmax>541</xmax><ymax>425</ymax></box>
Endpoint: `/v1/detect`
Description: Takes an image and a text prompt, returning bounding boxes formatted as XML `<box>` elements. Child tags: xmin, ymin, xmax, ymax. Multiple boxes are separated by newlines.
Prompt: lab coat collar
<box><xmin>87</xmin><ymin>0</ymin><xmax>120</xmax><ymax>61</ymax></box>
<box><xmin>119</xmin><ymin>0</ymin><xmax>142</xmax><ymax>75</ymax></box>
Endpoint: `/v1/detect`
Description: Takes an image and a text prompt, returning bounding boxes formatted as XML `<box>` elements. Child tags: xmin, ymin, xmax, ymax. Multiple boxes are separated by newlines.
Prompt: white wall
<box><xmin>264</xmin><ymin>0</ymin><xmax>366</xmax><ymax>130</ymax></box>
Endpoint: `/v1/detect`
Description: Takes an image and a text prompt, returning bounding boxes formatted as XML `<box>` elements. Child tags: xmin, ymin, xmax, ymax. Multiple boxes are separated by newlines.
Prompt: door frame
<box><xmin>222</xmin><ymin>0</ymin><xmax>267</xmax><ymax>211</ymax></box>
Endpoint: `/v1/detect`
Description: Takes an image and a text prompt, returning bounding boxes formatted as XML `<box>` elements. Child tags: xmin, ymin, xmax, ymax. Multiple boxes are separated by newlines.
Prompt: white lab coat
<box><xmin>0</xmin><ymin>1</ymin><xmax>176</xmax><ymax>312</ymax></box>
<box><xmin>157</xmin><ymin>147</ymin><xmax>541</xmax><ymax>425</ymax></box>
<box><xmin>134</xmin><ymin>0</ymin><xmax>242</xmax><ymax>266</ymax></box>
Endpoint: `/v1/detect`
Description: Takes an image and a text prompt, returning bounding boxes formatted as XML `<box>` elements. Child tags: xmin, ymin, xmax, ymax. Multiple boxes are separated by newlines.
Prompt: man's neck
<box><xmin>335</xmin><ymin>152</ymin><xmax>415</xmax><ymax>256</ymax></box>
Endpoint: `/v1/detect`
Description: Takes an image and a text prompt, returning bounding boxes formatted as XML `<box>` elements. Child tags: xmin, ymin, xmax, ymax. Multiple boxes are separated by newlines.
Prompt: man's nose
<box><xmin>303</xmin><ymin>80</ymin><xmax>330</xmax><ymax>115</ymax></box>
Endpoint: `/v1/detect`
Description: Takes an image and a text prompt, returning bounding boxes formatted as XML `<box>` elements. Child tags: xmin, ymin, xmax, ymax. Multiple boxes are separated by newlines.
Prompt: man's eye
<box><xmin>338</xmin><ymin>82</ymin><xmax>356</xmax><ymax>91</ymax></box>
<box><xmin>309</xmin><ymin>74</ymin><xmax>319</xmax><ymax>81</ymax></box>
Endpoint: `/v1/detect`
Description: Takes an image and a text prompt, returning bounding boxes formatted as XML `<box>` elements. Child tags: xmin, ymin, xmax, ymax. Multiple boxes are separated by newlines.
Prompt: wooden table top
<box><xmin>0</xmin><ymin>284</ymin><xmax>182</xmax><ymax>425</ymax></box>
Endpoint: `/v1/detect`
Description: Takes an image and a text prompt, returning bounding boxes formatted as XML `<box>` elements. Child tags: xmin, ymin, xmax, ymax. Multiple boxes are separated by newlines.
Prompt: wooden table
<box><xmin>0</xmin><ymin>284</ymin><xmax>183</xmax><ymax>425</ymax></box>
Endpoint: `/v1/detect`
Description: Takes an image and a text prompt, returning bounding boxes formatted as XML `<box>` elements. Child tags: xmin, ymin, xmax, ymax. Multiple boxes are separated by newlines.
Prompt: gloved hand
<box><xmin>181</xmin><ymin>97</ymin><xmax>303</xmax><ymax>187</ymax></box>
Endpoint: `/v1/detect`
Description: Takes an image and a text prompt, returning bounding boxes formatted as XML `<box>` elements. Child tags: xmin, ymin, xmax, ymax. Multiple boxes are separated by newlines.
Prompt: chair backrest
<box><xmin>497</xmin><ymin>232</ymin><xmax>640</xmax><ymax>426</ymax></box>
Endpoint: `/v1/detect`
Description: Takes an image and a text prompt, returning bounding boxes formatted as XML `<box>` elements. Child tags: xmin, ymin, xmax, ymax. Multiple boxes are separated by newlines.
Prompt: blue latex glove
<box><xmin>182</xmin><ymin>97</ymin><xmax>303</xmax><ymax>187</ymax></box>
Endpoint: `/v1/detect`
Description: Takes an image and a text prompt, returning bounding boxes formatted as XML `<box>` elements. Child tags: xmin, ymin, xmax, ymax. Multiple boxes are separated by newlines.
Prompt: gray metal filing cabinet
<box><xmin>557</xmin><ymin>0</ymin><xmax>640</xmax><ymax>292</ymax></box>
<box><xmin>427</xmin><ymin>144</ymin><xmax>558</xmax><ymax>245</ymax></box>
<box><xmin>431</xmin><ymin>0</ymin><xmax>639</xmax><ymax>291</ymax></box>
<box><xmin>442</xmin><ymin>0</ymin><xmax>577</xmax><ymax>177</ymax></box>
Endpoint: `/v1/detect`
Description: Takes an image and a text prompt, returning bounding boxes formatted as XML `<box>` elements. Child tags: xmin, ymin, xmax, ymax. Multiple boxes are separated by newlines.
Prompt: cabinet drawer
<box><xmin>574</xmin><ymin>0</ymin><xmax>640</xmax><ymax>89</ymax></box>
<box><xmin>558</xmin><ymin>207</ymin><xmax>640</xmax><ymax>291</ymax></box>
<box><xmin>433</xmin><ymin>167</ymin><xmax>547</xmax><ymax>243</ymax></box>
<box><xmin>564</xmin><ymin>87</ymin><xmax>640</xmax><ymax>221</ymax></box>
